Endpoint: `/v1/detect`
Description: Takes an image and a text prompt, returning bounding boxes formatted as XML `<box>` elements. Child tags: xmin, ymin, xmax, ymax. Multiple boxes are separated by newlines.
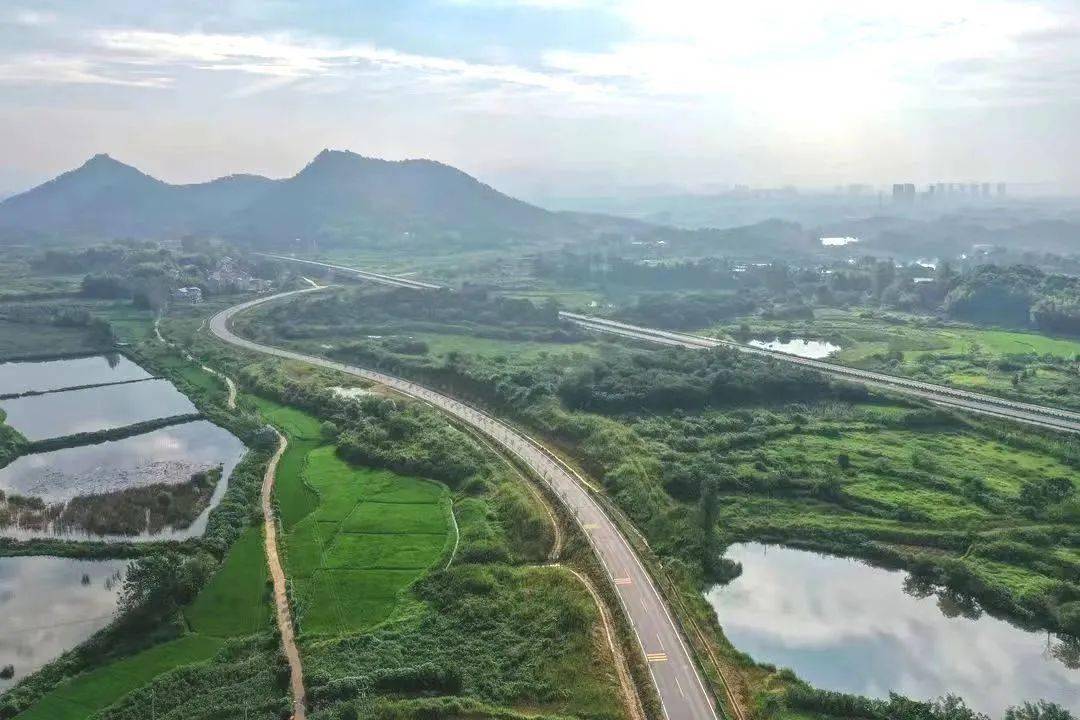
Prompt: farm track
<box><xmin>264</xmin><ymin>430</ymin><xmax>307</xmax><ymax>720</ymax></box>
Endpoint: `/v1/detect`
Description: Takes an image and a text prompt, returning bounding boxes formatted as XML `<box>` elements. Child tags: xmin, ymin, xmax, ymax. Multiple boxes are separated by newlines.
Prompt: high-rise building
<box><xmin>981</xmin><ymin>183</ymin><xmax>991</xmax><ymax>197</ymax></box>
<box><xmin>997</xmin><ymin>182</ymin><xmax>1007</xmax><ymax>196</ymax></box>
<box><xmin>892</xmin><ymin>183</ymin><xmax>916</xmax><ymax>204</ymax></box>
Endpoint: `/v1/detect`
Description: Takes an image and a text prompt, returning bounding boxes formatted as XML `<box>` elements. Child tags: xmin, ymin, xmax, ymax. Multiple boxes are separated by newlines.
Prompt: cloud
<box><xmin>0</xmin><ymin>54</ymin><xmax>170</xmax><ymax>87</ymax></box>
<box><xmin>94</xmin><ymin>29</ymin><xmax>612</xmax><ymax>100</ymax></box>
<box><xmin>541</xmin><ymin>0</ymin><xmax>1080</xmax><ymax>110</ymax></box>
<box><xmin>7</xmin><ymin>9</ymin><xmax>57</xmax><ymax>27</ymax></box>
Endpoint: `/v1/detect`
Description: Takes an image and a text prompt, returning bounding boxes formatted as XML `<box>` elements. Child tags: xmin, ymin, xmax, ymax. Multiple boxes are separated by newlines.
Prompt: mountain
<box><xmin>0</xmin><ymin>150</ymin><xmax>600</xmax><ymax>247</ymax></box>
<box><xmin>231</xmin><ymin>149</ymin><xmax>571</xmax><ymax>244</ymax></box>
<box><xmin>0</xmin><ymin>154</ymin><xmax>277</xmax><ymax>242</ymax></box>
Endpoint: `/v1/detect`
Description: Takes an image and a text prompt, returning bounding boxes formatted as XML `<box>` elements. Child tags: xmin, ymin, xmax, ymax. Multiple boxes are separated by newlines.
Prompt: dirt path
<box><xmin>154</xmin><ymin>316</ymin><xmax>237</xmax><ymax>409</ymax></box>
<box><xmin>217</xmin><ymin>373</ymin><xmax>238</xmax><ymax>409</ymax></box>
<box><xmin>562</xmin><ymin>565</ymin><xmax>646</xmax><ymax>720</ymax></box>
<box><xmin>263</xmin><ymin>430</ymin><xmax>307</xmax><ymax>719</ymax></box>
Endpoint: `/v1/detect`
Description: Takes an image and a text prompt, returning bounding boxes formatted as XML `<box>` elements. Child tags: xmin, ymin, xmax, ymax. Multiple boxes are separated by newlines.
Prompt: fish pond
<box><xmin>0</xmin><ymin>354</ymin><xmax>150</xmax><ymax>396</ymax></box>
<box><xmin>705</xmin><ymin>543</ymin><xmax>1080</xmax><ymax>716</ymax></box>
<box><xmin>0</xmin><ymin>556</ymin><xmax>129</xmax><ymax>692</ymax></box>
<box><xmin>0</xmin><ymin>420</ymin><xmax>247</xmax><ymax>540</ymax></box>
<box><xmin>0</xmin><ymin>379</ymin><xmax>197</xmax><ymax>441</ymax></box>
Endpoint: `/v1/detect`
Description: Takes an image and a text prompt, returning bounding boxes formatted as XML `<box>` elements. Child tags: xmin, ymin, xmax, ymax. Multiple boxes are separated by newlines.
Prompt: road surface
<box><xmin>209</xmin><ymin>288</ymin><xmax>719</xmax><ymax>720</ymax></box>
<box><xmin>257</xmin><ymin>253</ymin><xmax>442</xmax><ymax>290</ymax></box>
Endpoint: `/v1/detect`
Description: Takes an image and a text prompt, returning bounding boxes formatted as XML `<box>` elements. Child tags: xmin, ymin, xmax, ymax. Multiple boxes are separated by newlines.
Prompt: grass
<box><xmin>621</xmin><ymin>402</ymin><xmax>1080</xmax><ymax>605</ymax></box>
<box><xmin>304</xmin><ymin>564</ymin><xmax>626</xmax><ymax>720</ymax></box>
<box><xmin>712</xmin><ymin>309</ymin><xmax>1080</xmax><ymax>410</ymax></box>
<box><xmin>250</xmin><ymin>395</ymin><xmax>324</xmax><ymax>530</ymax></box>
<box><xmin>150</xmin><ymin>354</ymin><xmax>226</xmax><ymax>398</ymax></box>
<box><xmin>411</xmin><ymin>332</ymin><xmax>600</xmax><ymax>360</ymax></box>
<box><xmin>15</xmin><ymin>635</ymin><xmax>225</xmax><ymax>720</ymax></box>
<box><xmin>715</xmin><ymin>308</ymin><xmax>1080</xmax><ymax>364</ymax></box>
<box><xmin>250</xmin><ymin>395</ymin><xmax>323</xmax><ymax>439</ymax></box>
<box><xmin>185</xmin><ymin>525</ymin><xmax>270</xmax><ymax>637</ymax></box>
<box><xmin>286</xmin><ymin>446</ymin><xmax>451</xmax><ymax>635</ymax></box>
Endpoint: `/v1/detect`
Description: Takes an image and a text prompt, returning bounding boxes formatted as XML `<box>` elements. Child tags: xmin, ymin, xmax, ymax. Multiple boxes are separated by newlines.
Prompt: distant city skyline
<box><xmin>1</xmin><ymin>1</ymin><xmax>1079</xmax><ymax>199</ymax></box>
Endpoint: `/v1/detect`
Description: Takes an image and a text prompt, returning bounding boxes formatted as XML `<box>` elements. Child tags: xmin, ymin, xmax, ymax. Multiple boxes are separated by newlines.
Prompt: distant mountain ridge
<box><xmin>0</xmin><ymin>150</ymin><xmax>595</xmax><ymax>246</ymax></box>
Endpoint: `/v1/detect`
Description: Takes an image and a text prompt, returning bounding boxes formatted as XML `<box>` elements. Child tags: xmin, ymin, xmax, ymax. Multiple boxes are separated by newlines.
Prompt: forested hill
<box><xmin>0</xmin><ymin>150</ymin><xmax>606</xmax><ymax>248</ymax></box>
<box><xmin>229</xmin><ymin>149</ymin><xmax>571</xmax><ymax>245</ymax></box>
<box><xmin>0</xmin><ymin>154</ymin><xmax>275</xmax><ymax>242</ymax></box>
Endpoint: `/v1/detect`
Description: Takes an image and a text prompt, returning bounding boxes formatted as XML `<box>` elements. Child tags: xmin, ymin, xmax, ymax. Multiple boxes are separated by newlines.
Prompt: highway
<box><xmin>261</xmin><ymin>254</ymin><xmax>1080</xmax><ymax>434</ymax></box>
<box><xmin>559</xmin><ymin>313</ymin><xmax>1080</xmax><ymax>435</ymax></box>
<box><xmin>209</xmin><ymin>288</ymin><xmax>720</xmax><ymax>720</ymax></box>
<box><xmin>255</xmin><ymin>253</ymin><xmax>444</xmax><ymax>290</ymax></box>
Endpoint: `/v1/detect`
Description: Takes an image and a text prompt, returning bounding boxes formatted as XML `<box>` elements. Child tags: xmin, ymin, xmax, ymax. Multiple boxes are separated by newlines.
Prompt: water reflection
<box><xmin>0</xmin><ymin>379</ymin><xmax>198</xmax><ymax>440</ymax></box>
<box><xmin>704</xmin><ymin>543</ymin><xmax>1080</xmax><ymax>716</ymax></box>
<box><xmin>0</xmin><ymin>420</ymin><xmax>246</xmax><ymax>540</ymax></box>
<box><xmin>748</xmin><ymin>337</ymin><xmax>841</xmax><ymax>359</ymax></box>
<box><xmin>0</xmin><ymin>556</ymin><xmax>128</xmax><ymax>691</ymax></box>
<box><xmin>0</xmin><ymin>355</ymin><xmax>150</xmax><ymax>396</ymax></box>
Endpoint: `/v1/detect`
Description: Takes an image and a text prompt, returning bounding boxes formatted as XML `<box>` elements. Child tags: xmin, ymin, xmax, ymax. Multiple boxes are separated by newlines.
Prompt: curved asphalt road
<box><xmin>210</xmin><ymin>288</ymin><xmax>718</xmax><ymax>720</ymax></box>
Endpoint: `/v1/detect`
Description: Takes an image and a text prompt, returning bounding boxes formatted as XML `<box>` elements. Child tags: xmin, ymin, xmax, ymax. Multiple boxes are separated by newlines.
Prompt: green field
<box><xmin>287</xmin><ymin>446</ymin><xmax>452</xmax><ymax>634</ymax></box>
<box><xmin>250</xmin><ymin>395</ymin><xmax>324</xmax><ymax>529</ymax></box>
<box><xmin>250</xmin><ymin>396</ymin><xmax>323</xmax><ymax>439</ymax></box>
<box><xmin>150</xmin><ymin>353</ymin><xmax>227</xmax><ymax>399</ymax></box>
<box><xmin>15</xmin><ymin>636</ymin><xmax>225</xmax><ymax>720</ymax></box>
<box><xmin>185</xmin><ymin>525</ymin><xmax>270</xmax><ymax>637</ymax></box>
<box><xmin>712</xmin><ymin>308</ymin><xmax>1080</xmax><ymax>361</ymax></box>
<box><xmin>712</xmin><ymin>309</ymin><xmax>1080</xmax><ymax>409</ymax></box>
<box><xmin>409</xmin><ymin>331</ymin><xmax>600</xmax><ymax>361</ymax></box>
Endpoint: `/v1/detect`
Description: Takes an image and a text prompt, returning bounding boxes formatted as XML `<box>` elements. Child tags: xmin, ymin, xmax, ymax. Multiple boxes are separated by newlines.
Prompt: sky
<box><xmin>1</xmin><ymin>0</ymin><xmax>1079</xmax><ymax>199</ymax></box>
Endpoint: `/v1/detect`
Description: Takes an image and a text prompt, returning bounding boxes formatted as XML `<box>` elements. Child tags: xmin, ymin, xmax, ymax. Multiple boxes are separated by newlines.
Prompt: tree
<box><xmin>698</xmin><ymin>475</ymin><xmax>722</xmax><ymax>576</ymax></box>
<box><xmin>119</xmin><ymin>552</ymin><xmax>213</xmax><ymax>619</ymax></box>
<box><xmin>253</xmin><ymin>425</ymin><xmax>280</xmax><ymax>450</ymax></box>
<box><xmin>320</xmin><ymin>420</ymin><xmax>340</xmax><ymax>440</ymax></box>
<box><xmin>87</xmin><ymin>317</ymin><xmax>114</xmax><ymax>346</ymax></box>
<box><xmin>1004</xmin><ymin>701</ymin><xmax>1074</xmax><ymax>720</ymax></box>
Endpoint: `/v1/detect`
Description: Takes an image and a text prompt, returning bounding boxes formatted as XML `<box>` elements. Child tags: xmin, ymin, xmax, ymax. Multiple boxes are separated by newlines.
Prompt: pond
<box><xmin>0</xmin><ymin>556</ymin><xmax>129</xmax><ymax>692</ymax></box>
<box><xmin>0</xmin><ymin>379</ymin><xmax>198</xmax><ymax>441</ymax></box>
<box><xmin>705</xmin><ymin>543</ymin><xmax>1080</xmax><ymax>716</ymax></box>
<box><xmin>748</xmin><ymin>337</ymin><xmax>841</xmax><ymax>359</ymax></box>
<box><xmin>0</xmin><ymin>354</ymin><xmax>151</xmax><ymax>396</ymax></box>
<box><xmin>0</xmin><ymin>420</ymin><xmax>247</xmax><ymax>540</ymax></box>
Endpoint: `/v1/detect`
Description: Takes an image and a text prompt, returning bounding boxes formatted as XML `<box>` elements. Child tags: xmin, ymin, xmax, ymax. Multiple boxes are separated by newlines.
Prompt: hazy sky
<box><xmin>1</xmin><ymin>0</ymin><xmax>1079</xmax><ymax>198</ymax></box>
